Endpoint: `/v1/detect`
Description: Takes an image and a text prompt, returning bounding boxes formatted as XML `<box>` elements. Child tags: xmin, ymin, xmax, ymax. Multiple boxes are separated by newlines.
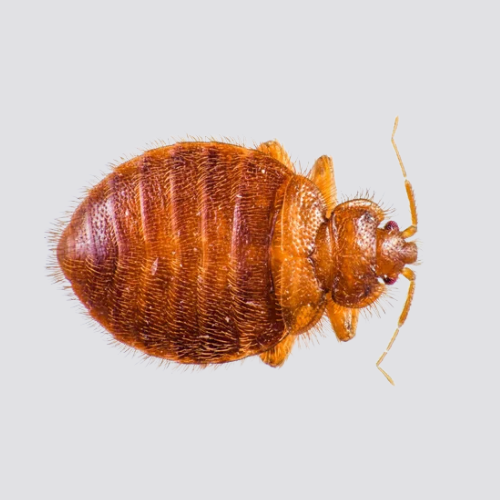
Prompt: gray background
<box><xmin>2</xmin><ymin>1</ymin><xmax>499</xmax><ymax>499</ymax></box>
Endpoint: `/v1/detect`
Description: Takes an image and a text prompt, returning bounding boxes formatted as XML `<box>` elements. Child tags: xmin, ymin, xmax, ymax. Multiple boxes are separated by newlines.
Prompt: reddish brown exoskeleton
<box><xmin>53</xmin><ymin>118</ymin><xmax>417</xmax><ymax>383</ymax></box>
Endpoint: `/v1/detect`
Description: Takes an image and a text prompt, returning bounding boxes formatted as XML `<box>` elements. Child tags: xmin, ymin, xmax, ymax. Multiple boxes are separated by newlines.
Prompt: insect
<box><xmin>53</xmin><ymin>118</ymin><xmax>417</xmax><ymax>383</ymax></box>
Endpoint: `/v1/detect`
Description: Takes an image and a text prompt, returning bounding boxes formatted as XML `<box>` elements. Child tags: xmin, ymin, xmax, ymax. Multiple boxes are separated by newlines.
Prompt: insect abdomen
<box><xmin>57</xmin><ymin>143</ymin><xmax>293</xmax><ymax>363</ymax></box>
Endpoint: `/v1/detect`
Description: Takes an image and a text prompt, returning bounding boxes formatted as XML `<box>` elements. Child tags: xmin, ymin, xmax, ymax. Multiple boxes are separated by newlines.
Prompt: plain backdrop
<box><xmin>1</xmin><ymin>1</ymin><xmax>499</xmax><ymax>499</ymax></box>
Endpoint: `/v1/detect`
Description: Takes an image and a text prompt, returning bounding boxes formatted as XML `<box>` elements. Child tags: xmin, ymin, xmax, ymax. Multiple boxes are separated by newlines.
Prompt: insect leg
<box><xmin>309</xmin><ymin>155</ymin><xmax>337</xmax><ymax>217</ymax></box>
<box><xmin>256</xmin><ymin>140</ymin><xmax>295</xmax><ymax>171</ymax></box>
<box><xmin>325</xmin><ymin>299</ymin><xmax>360</xmax><ymax>342</ymax></box>
<box><xmin>260</xmin><ymin>334</ymin><xmax>296</xmax><ymax>367</ymax></box>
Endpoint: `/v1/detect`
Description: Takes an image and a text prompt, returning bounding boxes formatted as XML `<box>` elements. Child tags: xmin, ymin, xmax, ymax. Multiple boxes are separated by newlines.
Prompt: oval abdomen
<box><xmin>57</xmin><ymin>143</ymin><xmax>293</xmax><ymax>363</ymax></box>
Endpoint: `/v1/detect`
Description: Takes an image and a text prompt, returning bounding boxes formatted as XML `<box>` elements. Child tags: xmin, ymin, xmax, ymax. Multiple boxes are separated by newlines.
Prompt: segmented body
<box><xmin>58</xmin><ymin>143</ymin><xmax>300</xmax><ymax>363</ymax></box>
<box><xmin>56</xmin><ymin>124</ymin><xmax>417</xmax><ymax>376</ymax></box>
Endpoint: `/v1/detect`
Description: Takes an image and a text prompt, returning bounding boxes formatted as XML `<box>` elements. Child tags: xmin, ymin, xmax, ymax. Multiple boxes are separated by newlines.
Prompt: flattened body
<box><xmin>57</xmin><ymin>143</ymin><xmax>294</xmax><ymax>363</ymax></box>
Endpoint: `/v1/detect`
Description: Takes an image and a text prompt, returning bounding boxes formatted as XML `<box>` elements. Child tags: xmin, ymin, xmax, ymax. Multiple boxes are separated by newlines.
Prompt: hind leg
<box><xmin>309</xmin><ymin>155</ymin><xmax>337</xmax><ymax>217</ymax></box>
<box><xmin>256</xmin><ymin>140</ymin><xmax>294</xmax><ymax>171</ymax></box>
<box><xmin>260</xmin><ymin>334</ymin><xmax>296</xmax><ymax>367</ymax></box>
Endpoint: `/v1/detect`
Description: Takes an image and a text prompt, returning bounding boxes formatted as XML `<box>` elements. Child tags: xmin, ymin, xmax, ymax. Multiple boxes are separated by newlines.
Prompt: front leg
<box><xmin>326</xmin><ymin>298</ymin><xmax>359</xmax><ymax>342</ymax></box>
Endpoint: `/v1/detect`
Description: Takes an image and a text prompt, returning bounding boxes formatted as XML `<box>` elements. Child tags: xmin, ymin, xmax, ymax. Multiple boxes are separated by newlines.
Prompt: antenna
<box><xmin>376</xmin><ymin>117</ymin><xmax>418</xmax><ymax>385</ymax></box>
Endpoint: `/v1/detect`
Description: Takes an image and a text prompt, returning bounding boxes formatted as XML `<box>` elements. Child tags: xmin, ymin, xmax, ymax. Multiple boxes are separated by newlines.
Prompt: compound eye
<box><xmin>383</xmin><ymin>276</ymin><xmax>398</xmax><ymax>285</ymax></box>
<box><xmin>384</xmin><ymin>221</ymin><xmax>399</xmax><ymax>231</ymax></box>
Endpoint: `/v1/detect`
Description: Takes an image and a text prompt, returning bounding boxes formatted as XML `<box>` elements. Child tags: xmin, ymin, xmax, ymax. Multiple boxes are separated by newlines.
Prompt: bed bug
<box><xmin>53</xmin><ymin>117</ymin><xmax>417</xmax><ymax>383</ymax></box>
